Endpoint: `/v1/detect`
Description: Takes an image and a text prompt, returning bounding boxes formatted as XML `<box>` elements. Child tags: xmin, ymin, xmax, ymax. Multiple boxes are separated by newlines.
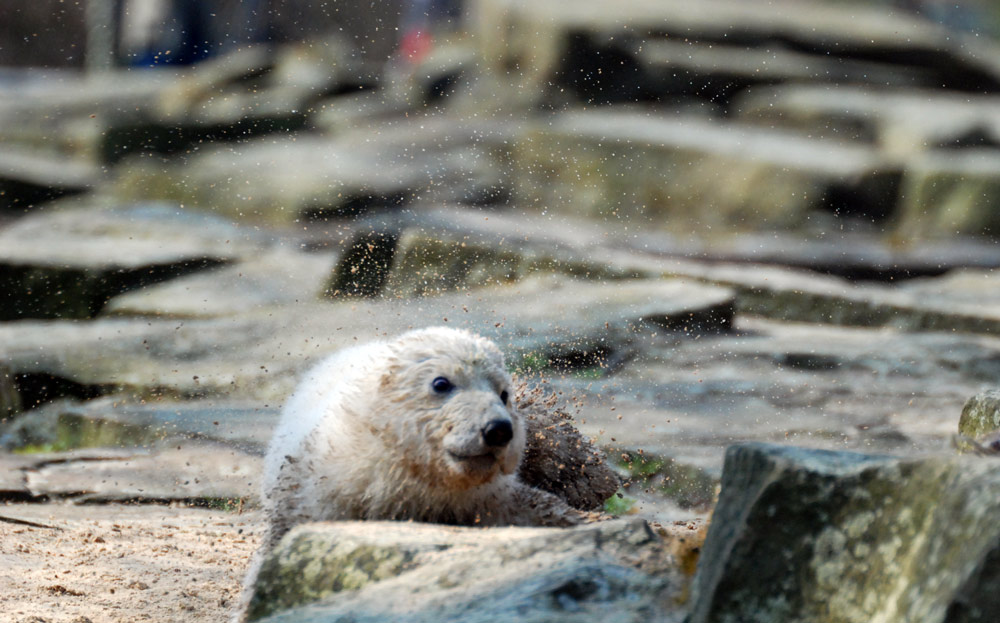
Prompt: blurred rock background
<box><xmin>5</xmin><ymin>1</ymin><xmax>1000</xmax><ymax>621</ymax></box>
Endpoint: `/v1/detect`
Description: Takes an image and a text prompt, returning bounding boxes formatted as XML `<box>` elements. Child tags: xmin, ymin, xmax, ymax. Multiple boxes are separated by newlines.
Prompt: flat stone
<box><xmin>690</xmin><ymin>443</ymin><xmax>1000</xmax><ymax>623</ymax></box>
<box><xmin>902</xmin><ymin>269</ymin><xmax>1000</xmax><ymax>306</ymax></box>
<box><xmin>105</xmin><ymin>247</ymin><xmax>339</xmax><ymax>318</ymax></box>
<box><xmin>0</xmin><ymin>453</ymin><xmax>34</xmax><ymax>498</ymax></box>
<box><xmin>0</xmin><ymin>201</ymin><xmax>268</xmax><ymax>319</ymax></box>
<box><xmin>514</xmin><ymin>110</ymin><xmax>900</xmax><ymax>229</ymax></box>
<box><xmin>0</xmin><ymin>67</ymin><xmax>175</xmax><ymax>164</ymax></box>
<box><xmin>0</xmin><ymin>39</ymin><xmax>376</xmax><ymax>168</ymax></box>
<box><xmin>23</xmin><ymin>443</ymin><xmax>260</xmax><ymax>503</ymax></box>
<box><xmin>634</xmin><ymin>40</ymin><xmax>935</xmax><ymax>106</ymax></box>
<box><xmin>0</xmin><ymin>396</ymin><xmax>277</xmax><ymax>454</ymax></box>
<box><xmin>338</xmin><ymin>205</ymin><xmax>1000</xmax><ymax>285</ymax></box>
<box><xmin>325</xmin><ymin>205</ymin><xmax>640</xmax><ymax>299</ymax></box>
<box><xmin>473</xmin><ymin>0</ymin><xmax>998</xmax><ymax>108</ymax></box>
<box><xmin>566</xmin><ymin>315</ymin><xmax>1000</xmax><ymax>480</ymax></box>
<box><xmin>629</xmin><ymin>231</ymin><xmax>1000</xmax><ymax>282</ymax></box>
<box><xmin>113</xmin><ymin>114</ymin><xmax>519</xmax><ymax>223</ymax></box>
<box><xmin>736</xmin><ymin>84</ymin><xmax>1000</xmax><ymax>155</ymax></box>
<box><xmin>598</xmin><ymin>248</ymin><xmax>1000</xmax><ymax>334</ymax></box>
<box><xmin>0</xmin><ymin>149</ymin><xmax>101</xmax><ymax>211</ymax></box>
<box><xmin>310</xmin><ymin>90</ymin><xmax>413</xmax><ymax>135</ymax></box>
<box><xmin>98</xmin><ymin>41</ymin><xmax>355</xmax><ymax>163</ymax></box>
<box><xmin>247</xmin><ymin>518</ymin><xmax>687</xmax><ymax>622</ymax></box>
<box><xmin>0</xmin><ymin>274</ymin><xmax>735</xmax><ymax>418</ymax></box>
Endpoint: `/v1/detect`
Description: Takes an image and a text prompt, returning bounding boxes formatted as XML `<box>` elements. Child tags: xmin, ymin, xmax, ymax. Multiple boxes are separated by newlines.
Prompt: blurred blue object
<box><xmin>120</xmin><ymin>0</ymin><xmax>213</xmax><ymax>66</ymax></box>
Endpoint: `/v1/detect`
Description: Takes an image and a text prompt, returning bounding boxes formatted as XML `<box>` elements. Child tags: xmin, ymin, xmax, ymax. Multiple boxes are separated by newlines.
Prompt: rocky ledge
<box><xmin>246</xmin><ymin>518</ymin><xmax>695</xmax><ymax>623</ymax></box>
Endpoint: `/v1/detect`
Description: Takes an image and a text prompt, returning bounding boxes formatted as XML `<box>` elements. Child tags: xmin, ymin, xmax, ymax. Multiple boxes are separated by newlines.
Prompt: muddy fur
<box><xmin>517</xmin><ymin>384</ymin><xmax>621</xmax><ymax>510</ymax></box>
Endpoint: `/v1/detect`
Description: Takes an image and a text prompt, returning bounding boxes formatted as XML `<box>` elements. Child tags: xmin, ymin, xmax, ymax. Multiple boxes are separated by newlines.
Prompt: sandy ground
<box><xmin>0</xmin><ymin>502</ymin><xmax>262</xmax><ymax>623</ymax></box>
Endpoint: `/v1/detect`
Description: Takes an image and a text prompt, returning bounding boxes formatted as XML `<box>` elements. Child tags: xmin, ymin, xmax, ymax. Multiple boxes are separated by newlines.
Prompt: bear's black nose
<box><xmin>482</xmin><ymin>419</ymin><xmax>513</xmax><ymax>447</ymax></box>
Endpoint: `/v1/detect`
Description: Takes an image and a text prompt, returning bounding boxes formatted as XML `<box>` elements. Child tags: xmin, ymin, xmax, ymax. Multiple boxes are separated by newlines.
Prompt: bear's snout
<box><xmin>482</xmin><ymin>418</ymin><xmax>514</xmax><ymax>447</ymax></box>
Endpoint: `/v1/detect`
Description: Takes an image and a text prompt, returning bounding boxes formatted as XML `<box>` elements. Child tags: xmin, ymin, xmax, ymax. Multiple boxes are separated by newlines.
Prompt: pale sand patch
<box><xmin>0</xmin><ymin>502</ymin><xmax>262</xmax><ymax>623</ymax></box>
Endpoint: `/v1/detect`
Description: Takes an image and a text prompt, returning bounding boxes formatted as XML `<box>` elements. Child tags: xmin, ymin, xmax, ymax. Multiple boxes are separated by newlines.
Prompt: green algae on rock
<box><xmin>958</xmin><ymin>390</ymin><xmax>1000</xmax><ymax>442</ymax></box>
<box><xmin>247</xmin><ymin>532</ymin><xmax>415</xmax><ymax>621</ymax></box>
<box><xmin>246</xmin><ymin>519</ymin><xmax>686</xmax><ymax>623</ymax></box>
<box><xmin>691</xmin><ymin>443</ymin><xmax>1000</xmax><ymax>623</ymax></box>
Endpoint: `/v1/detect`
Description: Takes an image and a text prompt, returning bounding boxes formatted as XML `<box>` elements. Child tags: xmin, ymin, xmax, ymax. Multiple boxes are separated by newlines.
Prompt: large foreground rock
<box><xmin>247</xmin><ymin>518</ymin><xmax>688</xmax><ymax>622</ymax></box>
<box><xmin>691</xmin><ymin>443</ymin><xmax>1000</xmax><ymax>623</ymax></box>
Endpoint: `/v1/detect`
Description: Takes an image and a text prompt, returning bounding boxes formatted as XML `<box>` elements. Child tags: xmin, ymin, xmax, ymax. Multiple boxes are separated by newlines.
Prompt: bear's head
<box><xmin>377</xmin><ymin>326</ymin><xmax>524</xmax><ymax>491</ymax></box>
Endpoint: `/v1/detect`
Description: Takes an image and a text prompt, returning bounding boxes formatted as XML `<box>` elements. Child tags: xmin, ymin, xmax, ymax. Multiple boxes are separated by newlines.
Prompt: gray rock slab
<box><xmin>562</xmin><ymin>315</ymin><xmax>1000</xmax><ymax>483</ymax></box>
<box><xmin>0</xmin><ymin>276</ymin><xmax>734</xmax><ymax>402</ymax></box>
<box><xmin>384</xmin><ymin>227</ymin><xmax>632</xmax><ymax>298</ymax></box>
<box><xmin>97</xmin><ymin>42</ymin><xmax>360</xmax><ymax>164</ymax></box>
<box><xmin>0</xmin><ymin>149</ymin><xmax>101</xmax><ymax>210</ymax></box>
<box><xmin>736</xmin><ymin>84</ymin><xmax>1000</xmax><ymax>155</ymax></box>
<box><xmin>310</xmin><ymin>90</ymin><xmax>414</xmax><ymax>135</ymax></box>
<box><xmin>902</xmin><ymin>269</ymin><xmax>1000</xmax><ymax>305</ymax></box>
<box><xmin>598</xmin><ymin>248</ymin><xmax>1000</xmax><ymax>334</ymax></box>
<box><xmin>325</xmin><ymin>205</ymin><xmax>642</xmax><ymax>298</ymax></box>
<box><xmin>0</xmin><ymin>453</ymin><xmax>34</xmax><ymax>498</ymax></box>
<box><xmin>514</xmin><ymin>110</ymin><xmax>900</xmax><ymax>230</ymax></box>
<box><xmin>113</xmin><ymin>114</ymin><xmax>519</xmax><ymax>223</ymax></box>
<box><xmin>248</xmin><ymin>518</ymin><xmax>687</xmax><ymax>622</ymax></box>
<box><xmin>105</xmin><ymin>247</ymin><xmax>339</xmax><ymax>318</ymax></box>
<box><xmin>22</xmin><ymin>443</ymin><xmax>260</xmax><ymax>503</ymax></box>
<box><xmin>635</xmin><ymin>40</ymin><xmax>935</xmax><ymax>105</ymax></box>
<box><xmin>690</xmin><ymin>443</ymin><xmax>1000</xmax><ymax>623</ymax></box>
<box><xmin>0</xmin><ymin>201</ymin><xmax>271</xmax><ymax>319</ymax></box>
<box><xmin>473</xmin><ymin>0</ymin><xmax>992</xmax><ymax>108</ymax></box>
<box><xmin>0</xmin><ymin>67</ymin><xmax>176</xmax><ymax>163</ymax></box>
<box><xmin>0</xmin><ymin>396</ymin><xmax>277</xmax><ymax>454</ymax></box>
<box><xmin>339</xmin><ymin>205</ymin><xmax>1000</xmax><ymax>285</ymax></box>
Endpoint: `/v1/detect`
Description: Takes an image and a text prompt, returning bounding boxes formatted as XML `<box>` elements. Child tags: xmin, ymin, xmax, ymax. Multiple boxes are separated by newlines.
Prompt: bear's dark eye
<box><xmin>500</xmin><ymin>390</ymin><xmax>509</xmax><ymax>405</ymax></box>
<box><xmin>431</xmin><ymin>377</ymin><xmax>453</xmax><ymax>394</ymax></box>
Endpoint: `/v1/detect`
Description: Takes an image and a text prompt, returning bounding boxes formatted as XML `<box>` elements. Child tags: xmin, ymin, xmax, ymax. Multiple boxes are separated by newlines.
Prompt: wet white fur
<box><xmin>260</xmin><ymin>326</ymin><xmax>577</xmax><ymax>534</ymax></box>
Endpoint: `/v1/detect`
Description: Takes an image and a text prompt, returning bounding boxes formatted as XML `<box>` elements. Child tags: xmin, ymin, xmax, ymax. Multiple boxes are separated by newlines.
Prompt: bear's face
<box><xmin>378</xmin><ymin>327</ymin><xmax>524</xmax><ymax>491</ymax></box>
